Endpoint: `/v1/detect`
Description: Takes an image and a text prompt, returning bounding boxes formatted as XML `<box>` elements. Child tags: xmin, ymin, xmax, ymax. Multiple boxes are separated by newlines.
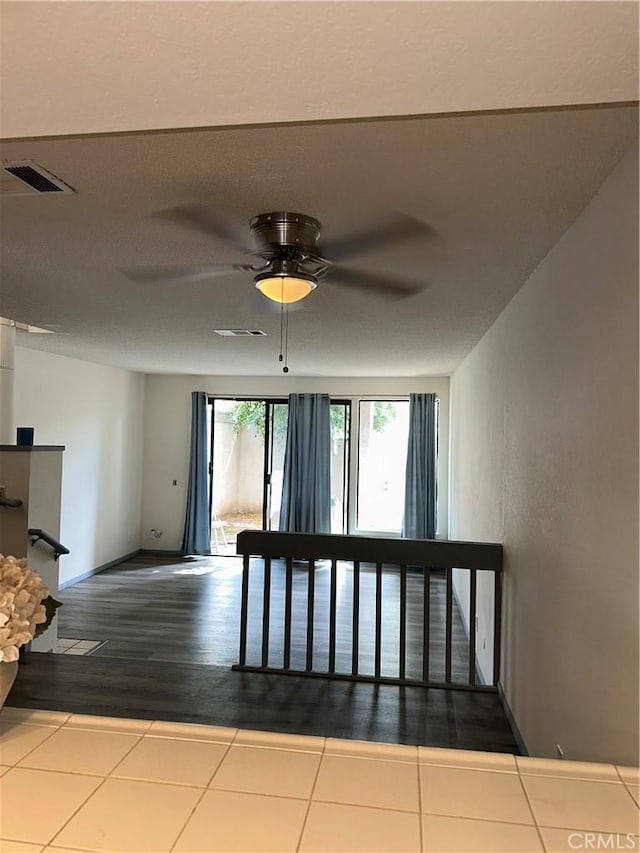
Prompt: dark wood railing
<box><xmin>28</xmin><ymin>528</ymin><xmax>70</xmax><ymax>561</ymax></box>
<box><xmin>233</xmin><ymin>531</ymin><xmax>503</xmax><ymax>692</ymax></box>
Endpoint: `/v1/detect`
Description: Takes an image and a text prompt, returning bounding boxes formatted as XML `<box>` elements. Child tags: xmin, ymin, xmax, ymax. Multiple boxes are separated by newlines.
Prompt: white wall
<box><xmin>449</xmin><ymin>143</ymin><xmax>639</xmax><ymax>764</ymax></box>
<box><xmin>141</xmin><ymin>375</ymin><xmax>449</xmax><ymax>550</ymax></box>
<box><xmin>212</xmin><ymin>417</ymin><xmax>264</xmax><ymax>516</ymax></box>
<box><xmin>13</xmin><ymin>347</ymin><xmax>145</xmax><ymax>586</ymax></box>
<box><xmin>4</xmin><ymin>3</ymin><xmax>636</xmax><ymax>139</ymax></box>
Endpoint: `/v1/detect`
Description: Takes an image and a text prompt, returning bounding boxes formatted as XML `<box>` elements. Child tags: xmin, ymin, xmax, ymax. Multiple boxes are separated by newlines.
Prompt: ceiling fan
<box><xmin>121</xmin><ymin>208</ymin><xmax>437</xmax><ymax>305</ymax></box>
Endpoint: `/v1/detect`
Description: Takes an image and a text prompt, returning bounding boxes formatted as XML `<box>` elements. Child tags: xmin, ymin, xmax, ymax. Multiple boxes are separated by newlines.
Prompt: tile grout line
<box><xmin>615</xmin><ymin>765</ymin><xmax>640</xmax><ymax>793</ymax></box>
<box><xmin>46</xmin><ymin>773</ymin><xmax>112</xmax><ymax>850</ymax></box>
<box><xmin>103</xmin><ymin>730</ymin><xmax>155</xmax><ymax>779</ymax></box>
<box><xmin>516</xmin><ymin>770</ymin><xmax>549</xmax><ymax>852</ymax></box>
<box><xmin>42</xmin><ymin>730</ymin><xmax>145</xmax><ymax>850</ymax></box>
<box><xmin>62</xmin><ymin>716</ymin><xmax>154</xmax><ymax>736</ymax></box>
<box><xmin>416</xmin><ymin>753</ymin><xmax>424</xmax><ymax>853</ymax></box>
<box><xmin>2</xmin><ymin>708</ymin><xmax>71</xmax><ymax>727</ymax></box>
<box><xmin>19</xmin><ymin>730</ymin><xmax>145</xmax><ymax>778</ymax></box>
<box><xmin>621</xmin><ymin>785</ymin><xmax>640</xmax><ymax>808</ymax></box>
<box><xmin>1</xmin><ymin>719</ymin><xmax>65</xmax><ymax>768</ymax></box>
<box><xmin>295</xmin><ymin>736</ymin><xmax>327</xmax><ymax>852</ymax></box>
<box><xmin>169</xmin><ymin>744</ymin><xmax>231</xmax><ymax>853</ymax></box>
<box><xmin>168</xmin><ymin>731</ymin><xmax>238</xmax><ymax>853</ymax></box>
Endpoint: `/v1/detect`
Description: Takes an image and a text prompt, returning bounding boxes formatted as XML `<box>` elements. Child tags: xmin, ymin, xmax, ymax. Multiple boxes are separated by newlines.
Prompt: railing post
<box><xmin>374</xmin><ymin>562</ymin><xmax>383</xmax><ymax>678</ymax></box>
<box><xmin>329</xmin><ymin>559</ymin><xmax>337</xmax><ymax>674</ymax></box>
<box><xmin>283</xmin><ymin>557</ymin><xmax>293</xmax><ymax>670</ymax></box>
<box><xmin>352</xmin><ymin>560</ymin><xmax>360</xmax><ymax>676</ymax></box>
<box><xmin>445</xmin><ymin>568</ymin><xmax>453</xmax><ymax>684</ymax></box>
<box><xmin>306</xmin><ymin>558</ymin><xmax>315</xmax><ymax>672</ymax></box>
<box><xmin>261</xmin><ymin>556</ymin><xmax>271</xmax><ymax>668</ymax></box>
<box><xmin>422</xmin><ymin>567</ymin><xmax>431</xmax><ymax>682</ymax></box>
<box><xmin>399</xmin><ymin>564</ymin><xmax>407</xmax><ymax>680</ymax></box>
<box><xmin>468</xmin><ymin>569</ymin><xmax>477</xmax><ymax>686</ymax></box>
<box><xmin>238</xmin><ymin>554</ymin><xmax>250</xmax><ymax>666</ymax></box>
<box><xmin>493</xmin><ymin>570</ymin><xmax>503</xmax><ymax>686</ymax></box>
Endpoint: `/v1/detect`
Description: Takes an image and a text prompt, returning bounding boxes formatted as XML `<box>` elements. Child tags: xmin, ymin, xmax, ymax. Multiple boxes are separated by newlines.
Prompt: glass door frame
<box><xmin>349</xmin><ymin>396</ymin><xmax>411</xmax><ymax>538</ymax></box>
<box><xmin>349</xmin><ymin>395</ymin><xmax>440</xmax><ymax>538</ymax></box>
<box><xmin>329</xmin><ymin>400</ymin><xmax>351</xmax><ymax>535</ymax></box>
<box><xmin>208</xmin><ymin>396</ymin><xmax>288</xmax><ymax>534</ymax></box>
<box><xmin>208</xmin><ymin>395</ymin><xmax>352</xmax><ymax>537</ymax></box>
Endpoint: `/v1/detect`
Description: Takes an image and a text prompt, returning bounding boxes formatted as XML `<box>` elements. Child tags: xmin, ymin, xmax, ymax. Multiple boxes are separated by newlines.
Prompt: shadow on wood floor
<box><xmin>9</xmin><ymin>653</ymin><xmax>519</xmax><ymax>753</ymax></box>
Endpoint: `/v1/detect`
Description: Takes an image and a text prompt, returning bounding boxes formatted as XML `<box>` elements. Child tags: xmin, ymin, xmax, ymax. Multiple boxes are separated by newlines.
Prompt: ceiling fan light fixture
<box><xmin>254</xmin><ymin>271</ymin><xmax>317</xmax><ymax>304</ymax></box>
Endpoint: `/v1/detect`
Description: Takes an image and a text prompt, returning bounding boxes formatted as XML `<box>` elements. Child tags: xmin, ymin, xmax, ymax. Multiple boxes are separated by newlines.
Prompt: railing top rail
<box><xmin>236</xmin><ymin>531</ymin><xmax>503</xmax><ymax>571</ymax></box>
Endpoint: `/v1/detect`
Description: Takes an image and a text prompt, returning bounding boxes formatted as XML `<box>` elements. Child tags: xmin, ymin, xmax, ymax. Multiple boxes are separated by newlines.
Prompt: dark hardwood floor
<box><xmin>10</xmin><ymin>654</ymin><xmax>518</xmax><ymax>752</ymax></box>
<box><xmin>57</xmin><ymin>554</ymin><xmax>472</xmax><ymax>682</ymax></box>
<box><xmin>8</xmin><ymin>554</ymin><xmax>518</xmax><ymax>753</ymax></box>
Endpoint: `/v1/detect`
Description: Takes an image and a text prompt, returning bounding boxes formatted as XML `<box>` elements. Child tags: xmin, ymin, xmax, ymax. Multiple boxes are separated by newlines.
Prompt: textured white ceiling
<box><xmin>1</xmin><ymin>1</ymin><xmax>637</xmax><ymax>139</ymax></box>
<box><xmin>2</xmin><ymin>106</ymin><xmax>637</xmax><ymax>376</ymax></box>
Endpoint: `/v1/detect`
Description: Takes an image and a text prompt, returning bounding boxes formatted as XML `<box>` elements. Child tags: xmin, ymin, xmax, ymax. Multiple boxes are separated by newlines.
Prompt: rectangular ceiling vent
<box><xmin>1</xmin><ymin>160</ymin><xmax>75</xmax><ymax>195</ymax></box>
<box><xmin>214</xmin><ymin>329</ymin><xmax>267</xmax><ymax>337</ymax></box>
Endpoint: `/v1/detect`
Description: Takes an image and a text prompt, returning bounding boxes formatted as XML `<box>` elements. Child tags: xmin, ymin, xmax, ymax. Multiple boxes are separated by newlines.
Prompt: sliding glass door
<box><xmin>209</xmin><ymin>398</ymin><xmax>350</xmax><ymax>553</ymax></box>
<box><xmin>356</xmin><ymin>400</ymin><xmax>410</xmax><ymax>533</ymax></box>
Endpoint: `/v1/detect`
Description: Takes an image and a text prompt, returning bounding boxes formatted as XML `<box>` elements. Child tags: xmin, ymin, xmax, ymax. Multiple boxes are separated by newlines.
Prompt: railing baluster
<box><xmin>375</xmin><ymin>562</ymin><xmax>383</xmax><ymax>678</ymax></box>
<box><xmin>399</xmin><ymin>563</ymin><xmax>407</xmax><ymax>680</ymax></box>
<box><xmin>306</xmin><ymin>559</ymin><xmax>315</xmax><ymax>672</ymax></box>
<box><xmin>422</xmin><ymin>567</ymin><xmax>430</xmax><ymax>682</ymax></box>
<box><xmin>283</xmin><ymin>557</ymin><xmax>293</xmax><ymax>670</ymax></box>
<box><xmin>493</xmin><ymin>570</ymin><xmax>503</xmax><ymax>686</ymax></box>
<box><xmin>329</xmin><ymin>559</ymin><xmax>337</xmax><ymax>673</ymax></box>
<box><xmin>445</xmin><ymin>568</ymin><xmax>453</xmax><ymax>683</ymax></box>
<box><xmin>261</xmin><ymin>556</ymin><xmax>271</xmax><ymax>668</ymax></box>
<box><xmin>468</xmin><ymin>569</ymin><xmax>477</xmax><ymax>686</ymax></box>
<box><xmin>239</xmin><ymin>554</ymin><xmax>250</xmax><ymax>666</ymax></box>
<box><xmin>352</xmin><ymin>560</ymin><xmax>360</xmax><ymax>676</ymax></box>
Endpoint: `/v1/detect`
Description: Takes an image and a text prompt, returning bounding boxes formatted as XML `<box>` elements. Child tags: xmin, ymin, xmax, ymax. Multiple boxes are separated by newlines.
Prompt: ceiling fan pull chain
<box><xmin>279</xmin><ymin>298</ymin><xmax>285</xmax><ymax>363</ymax></box>
<box><xmin>278</xmin><ymin>292</ymin><xmax>290</xmax><ymax>373</ymax></box>
<box><xmin>282</xmin><ymin>305</ymin><xmax>290</xmax><ymax>374</ymax></box>
<box><xmin>282</xmin><ymin>305</ymin><xmax>289</xmax><ymax>373</ymax></box>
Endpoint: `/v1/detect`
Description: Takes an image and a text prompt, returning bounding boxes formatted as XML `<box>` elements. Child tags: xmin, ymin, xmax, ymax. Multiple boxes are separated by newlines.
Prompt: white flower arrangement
<box><xmin>0</xmin><ymin>555</ymin><xmax>62</xmax><ymax>663</ymax></box>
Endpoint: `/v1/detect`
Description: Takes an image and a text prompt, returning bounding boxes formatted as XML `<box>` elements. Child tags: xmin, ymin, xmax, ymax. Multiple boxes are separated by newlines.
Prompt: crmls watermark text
<box><xmin>568</xmin><ymin>833</ymin><xmax>639</xmax><ymax>850</ymax></box>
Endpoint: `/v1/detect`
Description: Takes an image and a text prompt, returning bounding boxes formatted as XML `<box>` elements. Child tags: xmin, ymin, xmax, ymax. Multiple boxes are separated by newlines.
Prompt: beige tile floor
<box><xmin>0</xmin><ymin>707</ymin><xmax>637</xmax><ymax>853</ymax></box>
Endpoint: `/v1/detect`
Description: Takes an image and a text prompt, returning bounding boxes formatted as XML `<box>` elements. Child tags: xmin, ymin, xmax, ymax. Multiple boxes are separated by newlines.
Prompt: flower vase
<box><xmin>0</xmin><ymin>661</ymin><xmax>19</xmax><ymax>710</ymax></box>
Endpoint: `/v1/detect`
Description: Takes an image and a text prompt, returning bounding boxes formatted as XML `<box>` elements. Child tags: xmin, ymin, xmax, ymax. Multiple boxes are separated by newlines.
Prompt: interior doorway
<box><xmin>209</xmin><ymin>397</ymin><xmax>350</xmax><ymax>553</ymax></box>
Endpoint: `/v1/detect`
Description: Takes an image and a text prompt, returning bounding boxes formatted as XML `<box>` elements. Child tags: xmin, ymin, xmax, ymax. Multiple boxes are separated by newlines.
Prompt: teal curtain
<box><xmin>181</xmin><ymin>392</ymin><xmax>210</xmax><ymax>554</ymax></box>
<box><xmin>402</xmin><ymin>393</ymin><xmax>437</xmax><ymax>539</ymax></box>
<box><xmin>279</xmin><ymin>393</ymin><xmax>331</xmax><ymax>533</ymax></box>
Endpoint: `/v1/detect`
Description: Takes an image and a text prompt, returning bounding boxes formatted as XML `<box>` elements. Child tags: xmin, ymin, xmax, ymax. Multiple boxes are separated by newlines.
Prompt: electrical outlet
<box><xmin>149</xmin><ymin>528</ymin><xmax>163</xmax><ymax>539</ymax></box>
<box><xmin>555</xmin><ymin>744</ymin><xmax>565</xmax><ymax>760</ymax></box>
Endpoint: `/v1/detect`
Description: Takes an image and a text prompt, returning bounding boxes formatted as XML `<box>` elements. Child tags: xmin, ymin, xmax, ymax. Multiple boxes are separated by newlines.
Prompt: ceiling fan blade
<box><xmin>153</xmin><ymin>206</ymin><xmax>257</xmax><ymax>254</ymax></box>
<box><xmin>120</xmin><ymin>263</ymin><xmax>252</xmax><ymax>284</ymax></box>
<box><xmin>319</xmin><ymin>214</ymin><xmax>439</xmax><ymax>263</ymax></box>
<box><xmin>324</xmin><ymin>266</ymin><xmax>426</xmax><ymax>300</ymax></box>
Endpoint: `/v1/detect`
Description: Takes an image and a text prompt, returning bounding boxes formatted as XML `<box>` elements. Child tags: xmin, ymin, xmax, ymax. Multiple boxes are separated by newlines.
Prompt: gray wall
<box><xmin>449</xmin><ymin>142</ymin><xmax>639</xmax><ymax>764</ymax></box>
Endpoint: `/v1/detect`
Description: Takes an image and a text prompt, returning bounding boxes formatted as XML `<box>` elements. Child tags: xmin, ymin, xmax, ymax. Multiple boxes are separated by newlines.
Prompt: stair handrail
<box><xmin>28</xmin><ymin>528</ymin><xmax>70</xmax><ymax>561</ymax></box>
<box><xmin>0</xmin><ymin>496</ymin><xmax>23</xmax><ymax>508</ymax></box>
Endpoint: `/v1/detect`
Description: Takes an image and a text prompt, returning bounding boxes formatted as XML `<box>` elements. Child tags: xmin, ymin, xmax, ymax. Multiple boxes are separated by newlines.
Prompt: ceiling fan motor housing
<box><xmin>250</xmin><ymin>212</ymin><xmax>321</xmax><ymax>254</ymax></box>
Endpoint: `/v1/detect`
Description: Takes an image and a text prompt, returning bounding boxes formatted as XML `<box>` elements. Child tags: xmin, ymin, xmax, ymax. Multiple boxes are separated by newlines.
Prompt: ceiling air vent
<box><xmin>1</xmin><ymin>161</ymin><xmax>75</xmax><ymax>195</ymax></box>
<box><xmin>214</xmin><ymin>329</ymin><xmax>267</xmax><ymax>337</ymax></box>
